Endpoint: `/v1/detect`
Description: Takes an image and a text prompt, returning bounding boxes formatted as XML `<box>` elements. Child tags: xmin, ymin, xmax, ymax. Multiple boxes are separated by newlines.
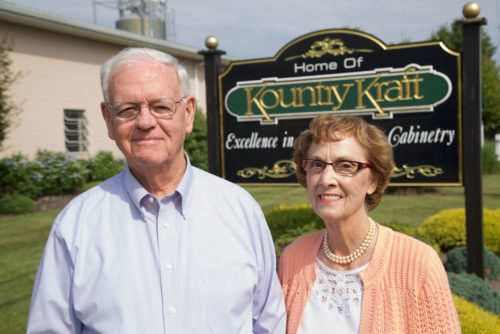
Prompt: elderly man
<box><xmin>27</xmin><ymin>47</ymin><xmax>286</xmax><ymax>333</ymax></box>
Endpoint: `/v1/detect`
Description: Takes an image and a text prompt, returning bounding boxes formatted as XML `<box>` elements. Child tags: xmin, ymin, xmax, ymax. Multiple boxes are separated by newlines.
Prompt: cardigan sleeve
<box><xmin>416</xmin><ymin>248</ymin><xmax>461</xmax><ymax>333</ymax></box>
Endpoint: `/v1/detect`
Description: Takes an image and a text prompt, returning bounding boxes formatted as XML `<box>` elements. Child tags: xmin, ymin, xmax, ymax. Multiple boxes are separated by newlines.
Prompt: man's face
<box><xmin>101</xmin><ymin>60</ymin><xmax>195</xmax><ymax>172</ymax></box>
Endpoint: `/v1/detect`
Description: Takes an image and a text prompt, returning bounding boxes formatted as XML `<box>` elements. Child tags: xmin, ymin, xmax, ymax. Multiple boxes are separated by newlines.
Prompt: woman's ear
<box><xmin>367</xmin><ymin>172</ymin><xmax>378</xmax><ymax>196</ymax></box>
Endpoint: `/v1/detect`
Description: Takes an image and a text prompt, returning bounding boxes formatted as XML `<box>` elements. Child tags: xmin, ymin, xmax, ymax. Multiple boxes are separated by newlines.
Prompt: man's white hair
<box><xmin>100</xmin><ymin>47</ymin><xmax>191</xmax><ymax>102</ymax></box>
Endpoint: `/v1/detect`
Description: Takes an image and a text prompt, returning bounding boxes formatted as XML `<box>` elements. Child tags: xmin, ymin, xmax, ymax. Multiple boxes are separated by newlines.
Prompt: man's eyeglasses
<box><xmin>107</xmin><ymin>97</ymin><xmax>185</xmax><ymax>121</ymax></box>
<box><xmin>301</xmin><ymin>159</ymin><xmax>371</xmax><ymax>176</ymax></box>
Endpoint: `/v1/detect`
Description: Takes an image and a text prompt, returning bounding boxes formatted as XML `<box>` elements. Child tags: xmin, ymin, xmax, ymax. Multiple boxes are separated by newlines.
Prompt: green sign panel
<box><xmin>226</xmin><ymin>65</ymin><xmax>451</xmax><ymax>123</ymax></box>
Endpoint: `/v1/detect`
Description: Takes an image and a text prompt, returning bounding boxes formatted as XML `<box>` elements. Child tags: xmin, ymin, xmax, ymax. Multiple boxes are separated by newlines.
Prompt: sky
<box><xmin>5</xmin><ymin>0</ymin><xmax>500</xmax><ymax>63</ymax></box>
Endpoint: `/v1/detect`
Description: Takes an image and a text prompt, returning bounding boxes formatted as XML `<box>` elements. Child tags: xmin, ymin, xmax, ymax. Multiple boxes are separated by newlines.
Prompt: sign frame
<box><xmin>218</xmin><ymin>29</ymin><xmax>462</xmax><ymax>187</ymax></box>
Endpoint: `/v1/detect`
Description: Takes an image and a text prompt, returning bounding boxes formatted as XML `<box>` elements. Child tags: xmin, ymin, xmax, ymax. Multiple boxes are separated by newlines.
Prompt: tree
<box><xmin>431</xmin><ymin>20</ymin><xmax>500</xmax><ymax>138</ymax></box>
<box><xmin>184</xmin><ymin>107</ymin><xmax>208</xmax><ymax>171</ymax></box>
<box><xmin>481</xmin><ymin>57</ymin><xmax>500</xmax><ymax>138</ymax></box>
<box><xmin>0</xmin><ymin>39</ymin><xmax>22</xmax><ymax>151</ymax></box>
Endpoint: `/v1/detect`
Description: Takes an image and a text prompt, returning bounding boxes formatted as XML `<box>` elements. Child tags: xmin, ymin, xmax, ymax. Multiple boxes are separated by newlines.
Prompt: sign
<box><xmin>218</xmin><ymin>29</ymin><xmax>461</xmax><ymax>185</ymax></box>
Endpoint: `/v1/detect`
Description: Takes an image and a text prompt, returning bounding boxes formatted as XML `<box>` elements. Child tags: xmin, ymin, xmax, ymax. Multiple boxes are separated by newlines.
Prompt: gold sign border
<box><xmin>218</xmin><ymin>29</ymin><xmax>463</xmax><ymax>187</ymax></box>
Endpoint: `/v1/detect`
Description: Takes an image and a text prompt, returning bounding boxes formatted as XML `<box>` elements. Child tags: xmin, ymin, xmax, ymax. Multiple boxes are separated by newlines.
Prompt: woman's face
<box><xmin>305</xmin><ymin>134</ymin><xmax>377</xmax><ymax>223</ymax></box>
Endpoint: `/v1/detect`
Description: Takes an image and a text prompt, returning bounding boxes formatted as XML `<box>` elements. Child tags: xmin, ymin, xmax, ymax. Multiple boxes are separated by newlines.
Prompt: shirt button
<box><xmin>169</xmin><ymin>307</ymin><xmax>176</xmax><ymax>315</ymax></box>
<box><xmin>166</xmin><ymin>264</ymin><xmax>173</xmax><ymax>270</ymax></box>
<box><xmin>163</xmin><ymin>222</ymin><xmax>170</xmax><ymax>229</ymax></box>
<box><xmin>148</xmin><ymin>197</ymin><xmax>154</xmax><ymax>204</ymax></box>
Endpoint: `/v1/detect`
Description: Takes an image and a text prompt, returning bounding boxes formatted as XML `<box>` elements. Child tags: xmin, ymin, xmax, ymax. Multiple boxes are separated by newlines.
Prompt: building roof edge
<box><xmin>0</xmin><ymin>1</ymin><xmax>238</xmax><ymax>64</ymax></box>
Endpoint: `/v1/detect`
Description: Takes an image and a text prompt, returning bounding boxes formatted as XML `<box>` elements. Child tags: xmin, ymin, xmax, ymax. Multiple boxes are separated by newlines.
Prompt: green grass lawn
<box><xmin>0</xmin><ymin>210</ymin><xmax>59</xmax><ymax>334</ymax></box>
<box><xmin>1</xmin><ymin>174</ymin><xmax>499</xmax><ymax>333</ymax></box>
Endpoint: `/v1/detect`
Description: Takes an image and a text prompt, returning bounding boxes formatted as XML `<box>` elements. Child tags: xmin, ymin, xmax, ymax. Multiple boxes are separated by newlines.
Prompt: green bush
<box><xmin>264</xmin><ymin>204</ymin><xmax>323</xmax><ymax>241</ymax></box>
<box><xmin>33</xmin><ymin>150</ymin><xmax>86</xmax><ymax>196</ymax></box>
<box><xmin>0</xmin><ymin>194</ymin><xmax>35</xmax><ymax>214</ymax></box>
<box><xmin>0</xmin><ymin>150</ymin><xmax>124</xmax><ymax>199</ymax></box>
<box><xmin>483</xmin><ymin>139</ymin><xmax>500</xmax><ymax>173</ymax></box>
<box><xmin>0</xmin><ymin>153</ymin><xmax>42</xmax><ymax>198</ymax></box>
<box><xmin>185</xmin><ymin>108</ymin><xmax>208</xmax><ymax>171</ymax></box>
<box><xmin>0</xmin><ymin>150</ymin><xmax>86</xmax><ymax>198</ymax></box>
<box><xmin>79</xmin><ymin>181</ymin><xmax>102</xmax><ymax>194</ymax></box>
<box><xmin>447</xmin><ymin>272</ymin><xmax>500</xmax><ymax>315</ymax></box>
<box><xmin>417</xmin><ymin>208</ymin><xmax>500</xmax><ymax>255</ymax></box>
<box><xmin>446</xmin><ymin>246</ymin><xmax>500</xmax><ymax>280</ymax></box>
<box><xmin>454</xmin><ymin>295</ymin><xmax>500</xmax><ymax>333</ymax></box>
<box><xmin>274</xmin><ymin>222</ymin><xmax>322</xmax><ymax>258</ymax></box>
<box><xmin>84</xmin><ymin>151</ymin><xmax>125</xmax><ymax>182</ymax></box>
<box><xmin>380</xmin><ymin>222</ymin><xmax>440</xmax><ymax>252</ymax></box>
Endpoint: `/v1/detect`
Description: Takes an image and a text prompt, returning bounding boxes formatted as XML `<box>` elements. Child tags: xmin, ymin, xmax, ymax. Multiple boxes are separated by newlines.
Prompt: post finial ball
<box><xmin>205</xmin><ymin>36</ymin><xmax>219</xmax><ymax>50</ymax></box>
<box><xmin>463</xmin><ymin>2</ymin><xmax>480</xmax><ymax>19</ymax></box>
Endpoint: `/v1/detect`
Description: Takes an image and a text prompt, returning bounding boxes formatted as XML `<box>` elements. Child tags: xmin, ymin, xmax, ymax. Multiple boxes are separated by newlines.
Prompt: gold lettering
<box><xmin>296</xmin><ymin>86</ymin><xmax>317</xmax><ymax>107</ymax></box>
<box><xmin>355</xmin><ymin>75</ymin><xmax>388</xmax><ymax>116</ymax></box>
<box><xmin>400</xmin><ymin>69</ymin><xmax>413</xmax><ymax>100</ymax></box>
<box><xmin>400</xmin><ymin>68</ymin><xmax>424</xmax><ymax>100</ymax></box>
<box><xmin>324</xmin><ymin>84</ymin><xmax>333</xmax><ymax>105</ymax></box>
<box><xmin>315</xmin><ymin>83</ymin><xmax>329</xmax><ymax>106</ymax></box>
<box><xmin>330</xmin><ymin>83</ymin><xmax>354</xmax><ymax>110</ymax></box>
<box><xmin>411</xmin><ymin>73</ymin><xmax>424</xmax><ymax>99</ymax></box>
<box><xmin>384</xmin><ymin>80</ymin><xmax>403</xmax><ymax>102</ymax></box>
<box><xmin>375</xmin><ymin>81</ymin><xmax>389</xmax><ymax>102</ymax></box>
<box><xmin>244</xmin><ymin>86</ymin><xmax>272</xmax><ymax>121</ymax></box>
<box><xmin>240</xmin><ymin>68</ymin><xmax>427</xmax><ymax>120</ymax></box>
<box><xmin>260</xmin><ymin>89</ymin><xmax>280</xmax><ymax>109</ymax></box>
<box><xmin>278</xmin><ymin>87</ymin><xmax>296</xmax><ymax>108</ymax></box>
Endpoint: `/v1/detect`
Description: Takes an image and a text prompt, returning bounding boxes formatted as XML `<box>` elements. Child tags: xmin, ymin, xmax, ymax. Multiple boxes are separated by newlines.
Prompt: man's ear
<box><xmin>101</xmin><ymin>102</ymin><xmax>115</xmax><ymax>140</ymax></box>
<box><xmin>184</xmin><ymin>96</ymin><xmax>196</xmax><ymax>135</ymax></box>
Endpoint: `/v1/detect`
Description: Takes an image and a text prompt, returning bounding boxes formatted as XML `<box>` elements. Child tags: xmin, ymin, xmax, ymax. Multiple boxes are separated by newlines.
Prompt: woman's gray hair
<box><xmin>100</xmin><ymin>47</ymin><xmax>191</xmax><ymax>102</ymax></box>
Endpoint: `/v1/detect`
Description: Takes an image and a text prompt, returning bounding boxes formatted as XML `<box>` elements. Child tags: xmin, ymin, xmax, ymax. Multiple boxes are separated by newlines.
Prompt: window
<box><xmin>64</xmin><ymin>109</ymin><xmax>88</xmax><ymax>153</ymax></box>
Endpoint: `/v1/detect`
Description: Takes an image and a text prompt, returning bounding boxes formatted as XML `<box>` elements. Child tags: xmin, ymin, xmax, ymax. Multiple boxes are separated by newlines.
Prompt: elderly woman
<box><xmin>278</xmin><ymin>115</ymin><xmax>460</xmax><ymax>333</ymax></box>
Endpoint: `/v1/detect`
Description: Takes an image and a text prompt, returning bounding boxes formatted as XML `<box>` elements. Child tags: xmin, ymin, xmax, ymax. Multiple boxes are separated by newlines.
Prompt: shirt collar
<box><xmin>123</xmin><ymin>153</ymin><xmax>194</xmax><ymax>219</ymax></box>
<box><xmin>123</xmin><ymin>166</ymin><xmax>150</xmax><ymax>216</ymax></box>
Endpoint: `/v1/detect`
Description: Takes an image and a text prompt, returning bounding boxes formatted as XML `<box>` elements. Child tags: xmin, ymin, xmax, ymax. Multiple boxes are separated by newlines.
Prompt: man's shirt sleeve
<box><xmin>251</xmin><ymin>202</ymin><xmax>286</xmax><ymax>334</ymax></box>
<box><xmin>26</xmin><ymin>215</ymin><xmax>81</xmax><ymax>333</ymax></box>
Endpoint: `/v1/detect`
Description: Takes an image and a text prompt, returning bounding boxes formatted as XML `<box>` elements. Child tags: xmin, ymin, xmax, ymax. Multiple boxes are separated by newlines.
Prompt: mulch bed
<box><xmin>35</xmin><ymin>195</ymin><xmax>75</xmax><ymax>212</ymax></box>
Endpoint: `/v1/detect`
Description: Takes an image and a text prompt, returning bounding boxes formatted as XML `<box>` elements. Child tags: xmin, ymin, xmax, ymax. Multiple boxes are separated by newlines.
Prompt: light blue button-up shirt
<box><xmin>27</xmin><ymin>157</ymin><xmax>286</xmax><ymax>333</ymax></box>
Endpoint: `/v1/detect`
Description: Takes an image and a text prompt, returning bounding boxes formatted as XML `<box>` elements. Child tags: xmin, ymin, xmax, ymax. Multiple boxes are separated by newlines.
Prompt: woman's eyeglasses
<box><xmin>301</xmin><ymin>159</ymin><xmax>370</xmax><ymax>176</ymax></box>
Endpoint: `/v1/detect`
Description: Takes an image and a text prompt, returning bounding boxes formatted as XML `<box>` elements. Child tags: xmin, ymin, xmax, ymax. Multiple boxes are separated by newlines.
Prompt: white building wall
<box><xmin>0</xmin><ymin>18</ymin><xmax>209</xmax><ymax>159</ymax></box>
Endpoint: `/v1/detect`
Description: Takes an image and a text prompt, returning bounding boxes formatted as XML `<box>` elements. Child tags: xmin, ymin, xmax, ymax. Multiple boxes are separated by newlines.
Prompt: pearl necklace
<box><xmin>323</xmin><ymin>219</ymin><xmax>376</xmax><ymax>264</ymax></box>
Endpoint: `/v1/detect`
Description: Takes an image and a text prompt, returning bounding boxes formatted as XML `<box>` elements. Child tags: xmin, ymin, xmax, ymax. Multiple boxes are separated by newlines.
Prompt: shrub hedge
<box><xmin>0</xmin><ymin>153</ymin><xmax>42</xmax><ymax>198</ymax></box>
<box><xmin>33</xmin><ymin>150</ymin><xmax>87</xmax><ymax>196</ymax></box>
<box><xmin>0</xmin><ymin>150</ymin><xmax>124</xmax><ymax>199</ymax></box>
<box><xmin>83</xmin><ymin>151</ymin><xmax>125</xmax><ymax>182</ymax></box>
<box><xmin>447</xmin><ymin>272</ymin><xmax>500</xmax><ymax>315</ymax></box>
<box><xmin>381</xmin><ymin>222</ymin><xmax>440</xmax><ymax>252</ymax></box>
<box><xmin>264</xmin><ymin>204</ymin><xmax>323</xmax><ymax>241</ymax></box>
<box><xmin>0</xmin><ymin>194</ymin><xmax>35</xmax><ymax>214</ymax></box>
<box><xmin>274</xmin><ymin>222</ymin><xmax>323</xmax><ymax>258</ymax></box>
<box><xmin>483</xmin><ymin>139</ymin><xmax>500</xmax><ymax>173</ymax></box>
<box><xmin>454</xmin><ymin>295</ymin><xmax>500</xmax><ymax>333</ymax></box>
<box><xmin>446</xmin><ymin>246</ymin><xmax>500</xmax><ymax>280</ymax></box>
<box><xmin>417</xmin><ymin>208</ymin><xmax>500</xmax><ymax>255</ymax></box>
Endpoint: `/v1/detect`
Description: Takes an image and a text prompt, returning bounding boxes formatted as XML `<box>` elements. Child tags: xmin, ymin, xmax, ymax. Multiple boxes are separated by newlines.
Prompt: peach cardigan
<box><xmin>278</xmin><ymin>224</ymin><xmax>461</xmax><ymax>333</ymax></box>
